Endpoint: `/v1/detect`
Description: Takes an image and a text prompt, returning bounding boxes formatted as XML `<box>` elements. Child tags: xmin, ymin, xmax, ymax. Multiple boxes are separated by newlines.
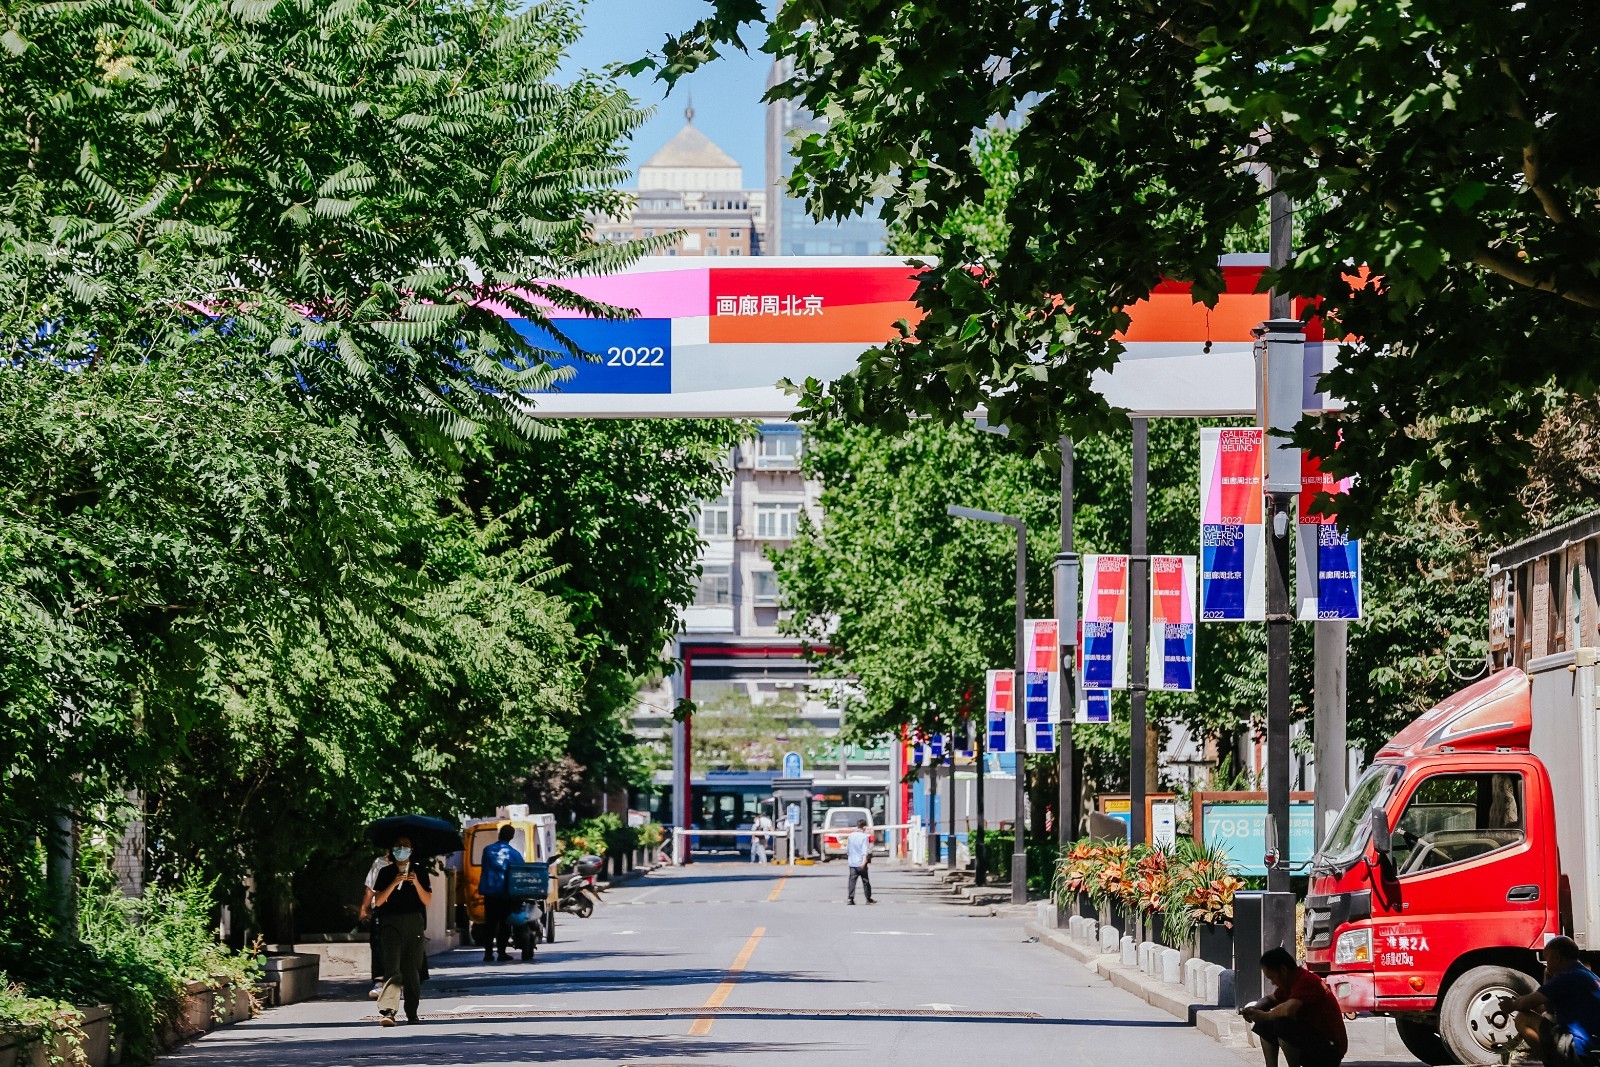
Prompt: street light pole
<box><xmin>947</xmin><ymin>504</ymin><xmax>1029</xmax><ymax>905</ymax></box>
<box><xmin>1055</xmin><ymin>437</ymin><xmax>1079</xmax><ymax>846</ymax></box>
<box><xmin>1129</xmin><ymin>419</ymin><xmax>1150</xmax><ymax>845</ymax></box>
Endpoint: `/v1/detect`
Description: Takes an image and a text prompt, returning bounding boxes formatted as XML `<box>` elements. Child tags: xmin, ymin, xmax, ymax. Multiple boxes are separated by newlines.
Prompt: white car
<box><xmin>818</xmin><ymin>807</ymin><xmax>883</xmax><ymax>859</ymax></box>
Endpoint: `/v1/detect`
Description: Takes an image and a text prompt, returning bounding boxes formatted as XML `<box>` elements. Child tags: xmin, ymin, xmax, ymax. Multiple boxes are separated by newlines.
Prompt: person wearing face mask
<box><xmin>370</xmin><ymin>836</ymin><xmax>433</xmax><ymax>1026</ymax></box>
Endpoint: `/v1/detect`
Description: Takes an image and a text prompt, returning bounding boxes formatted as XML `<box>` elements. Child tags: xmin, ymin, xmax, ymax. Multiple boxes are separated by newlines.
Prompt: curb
<box><xmin>1022</xmin><ymin>922</ymin><xmax>1250</xmax><ymax>1048</ymax></box>
<box><xmin>1023</xmin><ymin>920</ymin><xmax>1407</xmax><ymax>1061</ymax></box>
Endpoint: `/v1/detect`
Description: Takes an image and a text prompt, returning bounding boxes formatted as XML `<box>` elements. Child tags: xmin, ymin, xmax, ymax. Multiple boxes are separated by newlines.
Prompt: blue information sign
<box><xmin>782</xmin><ymin>751</ymin><xmax>804</xmax><ymax>778</ymax></box>
<box><xmin>1199</xmin><ymin>802</ymin><xmax>1316</xmax><ymax>878</ymax></box>
<box><xmin>510</xmin><ymin>317</ymin><xmax>672</xmax><ymax>394</ymax></box>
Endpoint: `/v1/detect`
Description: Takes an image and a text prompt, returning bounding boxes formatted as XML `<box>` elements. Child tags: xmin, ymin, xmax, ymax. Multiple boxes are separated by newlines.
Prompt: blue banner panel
<box><xmin>1200</xmin><ymin>524</ymin><xmax>1247</xmax><ymax>620</ymax></box>
<box><xmin>511</xmin><ymin>317</ymin><xmax>672</xmax><ymax>394</ymax></box>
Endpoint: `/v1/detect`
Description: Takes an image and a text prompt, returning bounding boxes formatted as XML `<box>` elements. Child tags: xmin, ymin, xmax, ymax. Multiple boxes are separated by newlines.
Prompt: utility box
<box><xmin>1232</xmin><ymin>890</ymin><xmax>1296</xmax><ymax>1007</ymax></box>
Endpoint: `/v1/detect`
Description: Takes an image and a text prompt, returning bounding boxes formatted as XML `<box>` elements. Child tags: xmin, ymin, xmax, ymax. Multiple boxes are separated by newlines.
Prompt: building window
<box><xmin>706</xmin><ymin>248</ymin><xmax>720</xmax><ymax>256</ymax></box>
<box><xmin>729</xmin><ymin>248</ymin><xmax>743</xmax><ymax>256</ymax></box>
<box><xmin>756</xmin><ymin>430</ymin><xmax>802</xmax><ymax>469</ymax></box>
<box><xmin>754</xmin><ymin>503</ymin><xmax>803</xmax><ymax>540</ymax></box>
<box><xmin>641</xmin><ymin>228</ymin><xmax>654</xmax><ymax>238</ymax></box>
<box><xmin>695</xmin><ymin>495</ymin><xmax>732</xmax><ymax>539</ymax></box>
<box><xmin>731</xmin><ymin>229</ymin><xmax>742</xmax><ymax>238</ymax></box>
<box><xmin>752</xmin><ymin>569</ymin><xmax>781</xmax><ymax>606</ymax></box>
<box><xmin>695</xmin><ymin>565</ymin><xmax>733</xmax><ymax>607</ymax></box>
<box><xmin>707</xmin><ymin>227</ymin><xmax>719</xmax><ymax>237</ymax></box>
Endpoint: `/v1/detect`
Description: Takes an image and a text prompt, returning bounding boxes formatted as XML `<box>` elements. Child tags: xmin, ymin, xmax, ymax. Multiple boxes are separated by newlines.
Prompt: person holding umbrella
<box><xmin>370</xmin><ymin>834</ymin><xmax>433</xmax><ymax>1026</ymax></box>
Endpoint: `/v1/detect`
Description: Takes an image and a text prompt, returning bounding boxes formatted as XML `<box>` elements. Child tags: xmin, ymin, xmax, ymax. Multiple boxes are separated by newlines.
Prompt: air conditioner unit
<box><xmin>754</xmin><ymin>454</ymin><xmax>798</xmax><ymax>470</ymax></box>
<box><xmin>734</xmin><ymin>525</ymin><xmax>747</xmax><ymax>539</ymax></box>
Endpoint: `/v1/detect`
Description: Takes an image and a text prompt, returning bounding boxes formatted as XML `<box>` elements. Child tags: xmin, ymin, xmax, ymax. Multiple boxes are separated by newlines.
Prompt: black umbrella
<box><xmin>365</xmin><ymin>814</ymin><xmax>461</xmax><ymax>858</ymax></box>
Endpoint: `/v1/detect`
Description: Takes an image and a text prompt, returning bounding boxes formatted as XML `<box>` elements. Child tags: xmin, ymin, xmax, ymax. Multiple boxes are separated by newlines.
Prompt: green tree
<box><xmin>469</xmin><ymin>419</ymin><xmax>750</xmax><ymax>798</ymax></box>
<box><xmin>647</xmin><ymin>0</ymin><xmax>1600</xmax><ymax>536</ymax></box>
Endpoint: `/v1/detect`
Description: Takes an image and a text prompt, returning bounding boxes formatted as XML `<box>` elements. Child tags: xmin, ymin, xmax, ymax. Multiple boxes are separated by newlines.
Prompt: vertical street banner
<box><xmin>1297</xmin><ymin>454</ymin><xmax>1363</xmax><ymax>620</ymax></box>
<box><xmin>1076</xmin><ymin>688</ymin><xmax>1113</xmax><ymax>724</ymax></box>
<box><xmin>1199</xmin><ymin>427</ymin><xmax>1266</xmax><ymax>621</ymax></box>
<box><xmin>1149</xmin><ymin>555</ymin><xmax>1198</xmax><ymax>691</ymax></box>
<box><xmin>986</xmin><ymin>669</ymin><xmax>1015</xmax><ymax>754</ymax></box>
<box><xmin>1023</xmin><ymin>618</ymin><xmax>1062</xmax><ymax>724</ymax></box>
<box><xmin>1026</xmin><ymin>721</ymin><xmax>1056</xmax><ymax>754</ymax></box>
<box><xmin>929</xmin><ymin>733</ymin><xmax>946</xmax><ymax>761</ymax></box>
<box><xmin>1078</xmin><ymin>555</ymin><xmax>1130</xmax><ymax>689</ymax></box>
<box><xmin>911</xmin><ymin>741</ymin><xmax>926</xmax><ymax>768</ymax></box>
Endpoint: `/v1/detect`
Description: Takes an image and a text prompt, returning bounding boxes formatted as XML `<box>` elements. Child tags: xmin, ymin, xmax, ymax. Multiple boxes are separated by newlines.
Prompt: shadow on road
<box><xmin>165</xmin><ymin>1030</ymin><xmax>817</xmax><ymax>1065</ymax></box>
<box><xmin>432</xmin><ymin>966</ymin><xmax>852</xmax><ymax>996</ymax></box>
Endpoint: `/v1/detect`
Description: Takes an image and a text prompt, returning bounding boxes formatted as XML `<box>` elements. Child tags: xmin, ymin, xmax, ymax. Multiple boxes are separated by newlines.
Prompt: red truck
<box><xmin>1305</xmin><ymin>512</ymin><xmax>1600</xmax><ymax>1064</ymax></box>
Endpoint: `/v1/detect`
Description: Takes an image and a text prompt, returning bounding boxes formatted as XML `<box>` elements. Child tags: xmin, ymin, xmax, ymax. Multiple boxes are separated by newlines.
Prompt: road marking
<box><xmin>856</xmin><ymin>931</ymin><xmax>933</xmax><ymax>936</ymax></box>
<box><xmin>767</xmin><ymin>876</ymin><xmax>789</xmax><ymax>902</ymax></box>
<box><xmin>689</xmin><ymin>927</ymin><xmax>765</xmax><ymax>1036</ymax></box>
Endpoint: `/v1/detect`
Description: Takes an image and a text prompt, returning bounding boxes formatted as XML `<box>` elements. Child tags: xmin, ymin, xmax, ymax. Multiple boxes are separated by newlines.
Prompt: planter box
<box><xmin>1196</xmin><ymin>922</ymin><xmax>1234</xmax><ymax>968</ymax></box>
<box><xmin>0</xmin><ymin>1004</ymin><xmax>116</xmax><ymax>1067</ymax></box>
<box><xmin>262</xmin><ymin>953</ymin><xmax>319</xmax><ymax>1006</ymax></box>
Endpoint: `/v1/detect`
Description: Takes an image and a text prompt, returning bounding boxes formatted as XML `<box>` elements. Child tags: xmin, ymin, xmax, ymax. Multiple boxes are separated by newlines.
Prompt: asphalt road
<box><xmin>166</xmin><ymin>857</ymin><xmax>1260</xmax><ymax>1066</ymax></box>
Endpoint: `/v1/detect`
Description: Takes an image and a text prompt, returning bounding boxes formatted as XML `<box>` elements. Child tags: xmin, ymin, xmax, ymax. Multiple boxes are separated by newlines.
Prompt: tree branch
<box><xmin>1470</xmin><ymin>245</ymin><xmax>1600</xmax><ymax>310</ymax></box>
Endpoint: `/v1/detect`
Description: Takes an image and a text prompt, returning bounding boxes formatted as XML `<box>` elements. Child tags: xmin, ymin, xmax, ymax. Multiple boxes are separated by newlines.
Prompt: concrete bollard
<box><xmin>1100</xmin><ymin>926</ymin><xmax>1120</xmax><ymax>954</ymax></box>
<box><xmin>1159</xmin><ymin>947</ymin><xmax>1182</xmax><ymax>986</ymax></box>
<box><xmin>1184</xmin><ymin>957</ymin><xmax>1207</xmax><ymax>997</ymax></box>
<box><xmin>1068</xmin><ymin>916</ymin><xmax>1084</xmax><ymax>940</ymax></box>
<box><xmin>1120</xmin><ymin>935</ymin><xmax>1137</xmax><ymax>967</ymax></box>
<box><xmin>1037</xmin><ymin>901</ymin><xmax>1057</xmax><ymax>928</ymax></box>
<box><xmin>1082</xmin><ymin>920</ymin><xmax>1098</xmax><ymax>946</ymax></box>
<box><xmin>1136</xmin><ymin>941</ymin><xmax>1152</xmax><ymax>973</ymax></box>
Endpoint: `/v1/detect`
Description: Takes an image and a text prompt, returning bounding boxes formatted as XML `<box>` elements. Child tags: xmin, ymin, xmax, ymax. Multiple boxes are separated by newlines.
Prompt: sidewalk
<box><xmin>1021</xmin><ymin>913</ymin><xmax>1411</xmax><ymax>1065</ymax></box>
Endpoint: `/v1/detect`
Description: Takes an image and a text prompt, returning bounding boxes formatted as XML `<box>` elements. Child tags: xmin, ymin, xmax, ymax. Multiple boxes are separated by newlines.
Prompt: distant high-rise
<box><xmin>765</xmin><ymin>57</ymin><xmax>887</xmax><ymax>257</ymax></box>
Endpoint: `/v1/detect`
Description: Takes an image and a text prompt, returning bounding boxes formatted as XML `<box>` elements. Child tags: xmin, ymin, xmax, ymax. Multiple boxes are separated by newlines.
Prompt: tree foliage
<box><xmin>648</xmin><ymin>0</ymin><xmax>1600</xmax><ymax>536</ymax></box>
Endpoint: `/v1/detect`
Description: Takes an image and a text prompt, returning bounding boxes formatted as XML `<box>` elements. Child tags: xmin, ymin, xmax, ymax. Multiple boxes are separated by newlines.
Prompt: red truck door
<box><xmin>1377</xmin><ymin>765</ymin><xmax>1547</xmax><ymax>1000</ymax></box>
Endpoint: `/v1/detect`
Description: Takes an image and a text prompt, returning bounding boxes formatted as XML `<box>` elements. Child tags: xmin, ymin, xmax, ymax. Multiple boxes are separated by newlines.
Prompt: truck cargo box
<box><xmin>1528</xmin><ymin>648</ymin><xmax>1600</xmax><ymax>949</ymax></box>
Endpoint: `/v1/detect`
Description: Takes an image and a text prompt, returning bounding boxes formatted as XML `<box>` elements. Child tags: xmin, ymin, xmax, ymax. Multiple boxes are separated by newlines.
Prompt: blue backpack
<box><xmin>479</xmin><ymin>840</ymin><xmax>521</xmax><ymax>896</ymax></box>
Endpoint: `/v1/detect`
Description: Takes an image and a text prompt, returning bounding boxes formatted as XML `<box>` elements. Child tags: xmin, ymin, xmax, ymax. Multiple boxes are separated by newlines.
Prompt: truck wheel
<box><xmin>1394</xmin><ymin>1017</ymin><xmax>1452</xmax><ymax>1065</ymax></box>
<box><xmin>1440</xmin><ymin>965</ymin><xmax>1537</xmax><ymax>1064</ymax></box>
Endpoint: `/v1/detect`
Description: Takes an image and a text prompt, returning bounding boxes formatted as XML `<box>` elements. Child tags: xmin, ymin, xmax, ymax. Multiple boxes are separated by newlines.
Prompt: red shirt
<box><xmin>1273</xmin><ymin>967</ymin><xmax>1349</xmax><ymax>1057</ymax></box>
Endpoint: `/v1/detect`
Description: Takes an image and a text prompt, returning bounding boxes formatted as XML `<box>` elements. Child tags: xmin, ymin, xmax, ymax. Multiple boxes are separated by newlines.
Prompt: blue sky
<box><xmin>563</xmin><ymin>0</ymin><xmax>773</xmax><ymax>187</ymax></box>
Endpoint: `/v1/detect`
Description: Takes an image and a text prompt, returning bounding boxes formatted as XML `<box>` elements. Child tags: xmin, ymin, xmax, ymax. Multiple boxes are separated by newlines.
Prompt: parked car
<box><xmin>818</xmin><ymin>807</ymin><xmax>883</xmax><ymax>860</ymax></box>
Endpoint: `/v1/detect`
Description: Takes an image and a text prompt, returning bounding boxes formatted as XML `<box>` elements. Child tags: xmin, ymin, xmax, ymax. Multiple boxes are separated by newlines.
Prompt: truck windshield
<box><xmin>1317</xmin><ymin>764</ymin><xmax>1399</xmax><ymax>868</ymax></box>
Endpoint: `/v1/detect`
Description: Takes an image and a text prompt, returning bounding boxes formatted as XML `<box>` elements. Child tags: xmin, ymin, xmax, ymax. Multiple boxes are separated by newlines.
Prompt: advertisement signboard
<box><xmin>1023</xmin><ymin>619</ymin><xmax>1062</xmax><ymax>723</ymax></box>
<box><xmin>1026</xmin><ymin>721</ymin><xmax>1056</xmax><ymax>754</ymax></box>
<box><xmin>1193</xmin><ymin>791</ymin><xmax>1316</xmax><ymax>878</ymax></box>
<box><xmin>1076</xmin><ymin>688</ymin><xmax>1113</xmax><ymax>724</ymax></box>
<box><xmin>985</xmin><ymin>669</ymin><xmax>1015</xmax><ymax>754</ymax></box>
<box><xmin>1149</xmin><ymin>555</ymin><xmax>1198</xmax><ymax>691</ymax></box>
<box><xmin>1079</xmin><ymin>555</ymin><xmax>1130</xmax><ymax>690</ymax></box>
<box><xmin>1297</xmin><ymin>453</ymin><xmax>1363</xmax><ymax>620</ymax></box>
<box><xmin>1199</xmin><ymin>427</ymin><xmax>1266</xmax><ymax>621</ymax></box>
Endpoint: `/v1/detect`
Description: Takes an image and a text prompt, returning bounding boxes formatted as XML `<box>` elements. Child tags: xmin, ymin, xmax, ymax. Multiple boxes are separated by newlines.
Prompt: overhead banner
<box><xmin>986</xmin><ymin>669</ymin><xmax>1015</xmax><ymax>754</ymax></box>
<box><xmin>1076</xmin><ymin>688</ymin><xmax>1113</xmax><ymax>724</ymax></box>
<box><xmin>1023</xmin><ymin>618</ymin><xmax>1062</xmax><ymax>724</ymax></box>
<box><xmin>1026</xmin><ymin>721</ymin><xmax>1056</xmax><ymax>754</ymax></box>
<box><xmin>1150</xmin><ymin>555</ymin><xmax>1198</xmax><ymax>691</ymax></box>
<box><xmin>1298</xmin><ymin>454</ymin><xmax>1363</xmax><ymax>620</ymax></box>
<box><xmin>1079</xmin><ymin>555</ymin><xmax>1130</xmax><ymax>689</ymax></box>
<box><xmin>1199</xmin><ymin>427</ymin><xmax>1266</xmax><ymax>621</ymax></box>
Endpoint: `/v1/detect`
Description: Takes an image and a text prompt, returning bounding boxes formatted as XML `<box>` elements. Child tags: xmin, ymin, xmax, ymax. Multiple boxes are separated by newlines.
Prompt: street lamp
<box><xmin>946</xmin><ymin>503</ymin><xmax>1029</xmax><ymax>906</ymax></box>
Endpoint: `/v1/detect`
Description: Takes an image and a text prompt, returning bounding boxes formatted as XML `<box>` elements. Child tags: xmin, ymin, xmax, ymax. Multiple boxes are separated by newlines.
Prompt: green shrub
<box><xmin>0</xmin><ymin>979</ymin><xmax>84</xmax><ymax>1064</ymax></box>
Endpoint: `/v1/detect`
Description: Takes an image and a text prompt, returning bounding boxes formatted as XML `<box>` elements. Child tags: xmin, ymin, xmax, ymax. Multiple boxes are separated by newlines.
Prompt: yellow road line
<box><xmin>688</xmin><ymin>927</ymin><xmax>765</xmax><ymax>1036</ymax></box>
<box><xmin>767</xmin><ymin>876</ymin><xmax>789</xmax><ymax>902</ymax></box>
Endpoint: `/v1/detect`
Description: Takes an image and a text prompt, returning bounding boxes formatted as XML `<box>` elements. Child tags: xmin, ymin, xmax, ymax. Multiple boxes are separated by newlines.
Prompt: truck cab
<box><xmin>1305</xmin><ymin>510</ymin><xmax>1600</xmax><ymax>1065</ymax></box>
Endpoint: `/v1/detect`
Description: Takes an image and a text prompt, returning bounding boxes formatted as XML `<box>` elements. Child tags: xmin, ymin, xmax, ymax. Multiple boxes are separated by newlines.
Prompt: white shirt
<box><xmin>752</xmin><ymin>816</ymin><xmax>773</xmax><ymax>833</ymax></box>
<box><xmin>364</xmin><ymin>856</ymin><xmax>388</xmax><ymax>891</ymax></box>
<box><xmin>846</xmin><ymin>829</ymin><xmax>871</xmax><ymax>868</ymax></box>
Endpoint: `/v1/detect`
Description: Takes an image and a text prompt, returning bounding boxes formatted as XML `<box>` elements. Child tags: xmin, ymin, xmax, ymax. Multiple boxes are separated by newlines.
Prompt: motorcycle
<box><xmin>558</xmin><ymin>872</ymin><xmax>598</xmax><ymax>918</ymax></box>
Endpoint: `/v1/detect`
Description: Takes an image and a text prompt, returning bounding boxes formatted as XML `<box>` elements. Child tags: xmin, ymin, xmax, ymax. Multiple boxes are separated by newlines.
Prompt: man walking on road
<box><xmin>750</xmin><ymin>811</ymin><xmax>773</xmax><ymax>864</ymax></box>
<box><xmin>845</xmin><ymin>819</ymin><xmax>876</xmax><ymax>905</ymax></box>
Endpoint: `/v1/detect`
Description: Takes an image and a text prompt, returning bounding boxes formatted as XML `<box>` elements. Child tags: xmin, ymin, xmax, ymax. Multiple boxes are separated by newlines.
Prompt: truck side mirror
<box><xmin>1369</xmin><ymin>805</ymin><xmax>1392</xmax><ymax>855</ymax></box>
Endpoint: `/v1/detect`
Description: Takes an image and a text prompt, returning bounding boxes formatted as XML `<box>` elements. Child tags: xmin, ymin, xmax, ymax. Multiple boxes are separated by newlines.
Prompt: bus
<box><xmin>643</xmin><ymin>771</ymin><xmax>776</xmax><ymax>852</ymax></box>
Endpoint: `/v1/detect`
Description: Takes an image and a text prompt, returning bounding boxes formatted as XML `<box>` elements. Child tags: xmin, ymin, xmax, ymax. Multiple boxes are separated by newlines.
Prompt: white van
<box><xmin>818</xmin><ymin>807</ymin><xmax>882</xmax><ymax>860</ymax></box>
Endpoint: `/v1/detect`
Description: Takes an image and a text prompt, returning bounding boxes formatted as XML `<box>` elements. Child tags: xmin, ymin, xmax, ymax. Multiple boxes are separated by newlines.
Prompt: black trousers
<box><xmin>847</xmin><ymin>864</ymin><xmax>873</xmax><ymax>903</ymax></box>
<box><xmin>376</xmin><ymin>912</ymin><xmax>426</xmax><ymax>1019</ymax></box>
<box><xmin>368</xmin><ymin>915</ymin><xmax>383</xmax><ymax>981</ymax></box>
<box><xmin>1252</xmin><ymin>1016</ymin><xmax>1342</xmax><ymax>1067</ymax></box>
<box><xmin>484</xmin><ymin>897</ymin><xmax>517</xmax><ymax>955</ymax></box>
